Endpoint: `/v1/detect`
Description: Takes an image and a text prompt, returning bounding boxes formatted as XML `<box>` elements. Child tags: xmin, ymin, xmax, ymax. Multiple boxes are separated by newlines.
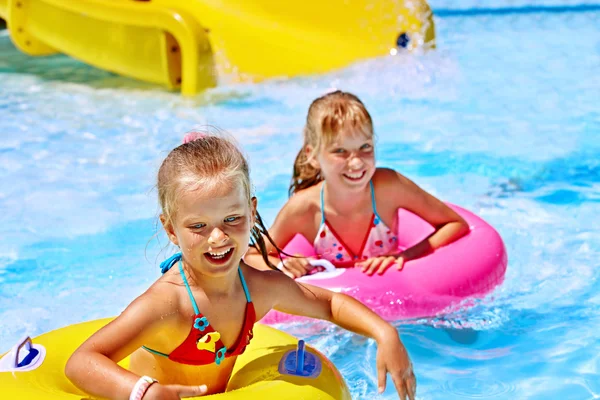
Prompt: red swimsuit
<box><xmin>143</xmin><ymin>258</ymin><xmax>255</xmax><ymax>365</ymax></box>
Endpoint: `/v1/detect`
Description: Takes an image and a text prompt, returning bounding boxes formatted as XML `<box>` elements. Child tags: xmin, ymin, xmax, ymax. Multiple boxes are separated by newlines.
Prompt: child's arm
<box><xmin>359</xmin><ymin>169</ymin><xmax>469</xmax><ymax>275</ymax></box>
<box><xmin>394</xmin><ymin>172</ymin><xmax>469</xmax><ymax>253</ymax></box>
<box><xmin>261</xmin><ymin>271</ymin><xmax>416</xmax><ymax>399</ymax></box>
<box><xmin>65</xmin><ymin>287</ymin><xmax>206</xmax><ymax>400</ymax></box>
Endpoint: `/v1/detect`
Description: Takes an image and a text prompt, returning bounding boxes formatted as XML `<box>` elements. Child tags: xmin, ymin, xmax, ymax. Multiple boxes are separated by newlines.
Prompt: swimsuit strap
<box><xmin>178</xmin><ymin>260</ymin><xmax>250</xmax><ymax>315</ymax></box>
<box><xmin>319</xmin><ymin>183</ymin><xmax>326</xmax><ymax>225</ymax></box>
<box><xmin>178</xmin><ymin>260</ymin><xmax>201</xmax><ymax>315</ymax></box>
<box><xmin>142</xmin><ymin>346</ymin><xmax>169</xmax><ymax>358</ymax></box>
<box><xmin>160</xmin><ymin>252</ymin><xmax>182</xmax><ymax>274</ymax></box>
<box><xmin>369</xmin><ymin>180</ymin><xmax>383</xmax><ymax>222</ymax></box>
<box><xmin>322</xmin><ymin>181</ymin><xmax>382</xmax><ymax>222</ymax></box>
<box><xmin>238</xmin><ymin>267</ymin><xmax>252</xmax><ymax>302</ymax></box>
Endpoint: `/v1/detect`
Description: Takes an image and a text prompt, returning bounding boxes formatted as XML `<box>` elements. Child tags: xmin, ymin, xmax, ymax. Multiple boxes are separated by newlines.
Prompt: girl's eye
<box><xmin>360</xmin><ymin>143</ymin><xmax>372</xmax><ymax>150</ymax></box>
<box><xmin>225</xmin><ymin>216</ymin><xmax>241</xmax><ymax>223</ymax></box>
<box><xmin>332</xmin><ymin>148</ymin><xmax>346</xmax><ymax>154</ymax></box>
<box><xmin>191</xmin><ymin>223</ymin><xmax>206</xmax><ymax>230</ymax></box>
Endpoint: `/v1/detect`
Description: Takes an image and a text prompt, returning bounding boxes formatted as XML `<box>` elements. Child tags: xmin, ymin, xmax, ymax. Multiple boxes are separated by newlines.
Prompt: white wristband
<box><xmin>129</xmin><ymin>375</ymin><xmax>158</xmax><ymax>400</ymax></box>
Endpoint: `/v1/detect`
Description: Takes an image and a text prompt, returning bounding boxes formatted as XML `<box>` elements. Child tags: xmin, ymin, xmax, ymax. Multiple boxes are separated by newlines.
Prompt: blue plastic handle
<box><xmin>296</xmin><ymin>340</ymin><xmax>305</xmax><ymax>374</ymax></box>
<box><xmin>278</xmin><ymin>339</ymin><xmax>322</xmax><ymax>379</ymax></box>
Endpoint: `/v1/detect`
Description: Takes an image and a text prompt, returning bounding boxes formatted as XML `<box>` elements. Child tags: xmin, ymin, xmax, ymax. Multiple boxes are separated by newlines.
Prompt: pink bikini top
<box><xmin>313</xmin><ymin>181</ymin><xmax>398</xmax><ymax>267</ymax></box>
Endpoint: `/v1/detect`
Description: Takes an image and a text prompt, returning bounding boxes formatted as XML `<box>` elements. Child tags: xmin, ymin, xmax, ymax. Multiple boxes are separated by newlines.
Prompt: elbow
<box><xmin>456</xmin><ymin>218</ymin><xmax>470</xmax><ymax>238</ymax></box>
<box><xmin>65</xmin><ymin>351</ymin><xmax>82</xmax><ymax>384</ymax></box>
<box><xmin>437</xmin><ymin>218</ymin><xmax>469</xmax><ymax>245</ymax></box>
<box><xmin>64</xmin><ymin>354</ymin><xmax>76</xmax><ymax>382</ymax></box>
<box><xmin>327</xmin><ymin>292</ymin><xmax>348</xmax><ymax>322</ymax></box>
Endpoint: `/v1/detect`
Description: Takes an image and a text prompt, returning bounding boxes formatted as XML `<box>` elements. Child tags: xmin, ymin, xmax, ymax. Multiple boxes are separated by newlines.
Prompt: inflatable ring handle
<box><xmin>276</xmin><ymin>259</ymin><xmax>337</xmax><ymax>274</ymax></box>
<box><xmin>308</xmin><ymin>259</ymin><xmax>337</xmax><ymax>273</ymax></box>
<box><xmin>10</xmin><ymin>336</ymin><xmax>32</xmax><ymax>369</ymax></box>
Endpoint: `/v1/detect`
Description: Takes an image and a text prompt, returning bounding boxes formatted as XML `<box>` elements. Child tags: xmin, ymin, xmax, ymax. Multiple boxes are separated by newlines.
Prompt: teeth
<box><xmin>345</xmin><ymin>171</ymin><xmax>364</xmax><ymax>179</ymax></box>
<box><xmin>208</xmin><ymin>248</ymin><xmax>232</xmax><ymax>258</ymax></box>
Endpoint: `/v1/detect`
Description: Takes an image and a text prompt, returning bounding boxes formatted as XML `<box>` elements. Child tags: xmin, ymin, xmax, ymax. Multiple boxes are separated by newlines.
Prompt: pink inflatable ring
<box><xmin>262</xmin><ymin>204</ymin><xmax>507</xmax><ymax>323</ymax></box>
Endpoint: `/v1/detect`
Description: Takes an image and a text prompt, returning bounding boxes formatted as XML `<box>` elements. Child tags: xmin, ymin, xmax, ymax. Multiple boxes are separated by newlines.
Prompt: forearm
<box><xmin>66</xmin><ymin>351</ymin><xmax>139</xmax><ymax>400</ymax></box>
<box><xmin>401</xmin><ymin>220</ymin><xmax>469</xmax><ymax>261</ymax></box>
<box><xmin>328</xmin><ymin>292</ymin><xmax>397</xmax><ymax>342</ymax></box>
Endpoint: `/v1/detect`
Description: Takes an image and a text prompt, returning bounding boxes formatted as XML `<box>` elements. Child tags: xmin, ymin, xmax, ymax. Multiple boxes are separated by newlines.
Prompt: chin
<box><xmin>201</xmin><ymin>254</ymin><xmax>240</xmax><ymax>276</ymax></box>
<box><xmin>340</xmin><ymin>178</ymin><xmax>369</xmax><ymax>191</ymax></box>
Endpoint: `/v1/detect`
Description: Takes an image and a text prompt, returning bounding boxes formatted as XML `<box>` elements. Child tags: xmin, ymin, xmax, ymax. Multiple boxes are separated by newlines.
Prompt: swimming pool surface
<box><xmin>1</xmin><ymin>2</ymin><xmax>599</xmax><ymax>399</ymax></box>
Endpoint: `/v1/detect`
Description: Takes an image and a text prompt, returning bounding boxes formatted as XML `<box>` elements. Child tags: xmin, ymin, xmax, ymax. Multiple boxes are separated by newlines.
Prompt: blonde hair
<box><xmin>158</xmin><ymin>132</ymin><xmax>278</xmax><ymax>268</ymax></box>
<box><xmin>289</xmin><ymin>90</ymin><xmax>374</xmax><ymax>195</ymax></box>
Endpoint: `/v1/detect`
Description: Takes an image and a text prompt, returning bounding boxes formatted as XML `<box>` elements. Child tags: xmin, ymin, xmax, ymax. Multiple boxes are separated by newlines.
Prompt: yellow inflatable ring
<box><xmin>0</xmin><ymin>318</ymin><xmax>350</xmax><ymax>399</ymax></box>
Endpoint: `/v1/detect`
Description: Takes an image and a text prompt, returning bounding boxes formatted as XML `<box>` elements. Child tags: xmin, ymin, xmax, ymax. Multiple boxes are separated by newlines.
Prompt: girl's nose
<box><xmin>348</xmin><ymin>154</ymin><xmax>365</xmax><ymax>170</ymax></box>
<box><xmin>207</xmin><ymin>227</ymin><xmax>228</xmax><ymax>246</ymax></box>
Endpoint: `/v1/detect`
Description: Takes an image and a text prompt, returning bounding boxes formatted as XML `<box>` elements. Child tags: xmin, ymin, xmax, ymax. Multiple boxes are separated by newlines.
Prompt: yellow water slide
<box><xmin>0</xmin><ymin>0</ymin><xmax>435</xmax><ymax>95</ymax></box>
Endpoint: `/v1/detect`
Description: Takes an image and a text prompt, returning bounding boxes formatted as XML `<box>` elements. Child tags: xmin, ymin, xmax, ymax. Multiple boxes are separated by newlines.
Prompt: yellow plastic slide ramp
<box><xmin>0</xmin><ymin>0</ymin><xmax>216</xmax><ymax>95</ymax></box>
<box><xmin>0</xmin><ymin>0</ymin><xmax>435</xmax><ymax>95</ymax></box>
<box><xmin>178</xmin><ymin>0</ymin><xmax>436</xmax><ymax>78</ymax></box>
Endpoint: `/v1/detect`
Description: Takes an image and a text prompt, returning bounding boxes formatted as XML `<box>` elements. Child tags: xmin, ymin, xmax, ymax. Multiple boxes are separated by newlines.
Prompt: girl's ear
<box><xmin>250</xmin><ymin>197</ymin><xmax>258</xmax><ymax>226</ymax></box>
<box><xmin>305</xmin><ymin>145</ymin><xmax>320</xmax><ymax>169</ymax></box>
<box><xmin>160</xmin><ymin>214</ymin><xmax>179</xmax><ymax>247</ymax></box>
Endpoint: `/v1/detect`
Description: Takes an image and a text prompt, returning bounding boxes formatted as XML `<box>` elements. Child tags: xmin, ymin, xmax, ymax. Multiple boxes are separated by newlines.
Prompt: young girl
<box><xmin>65</xmin><ymin>132</ymin><xmax>416</xmax><ymax>400</ymax></box>
<box><xmin>245</xmin><ymin>90</ymin><xmax>469</xmax><ymax>278</ymax></box>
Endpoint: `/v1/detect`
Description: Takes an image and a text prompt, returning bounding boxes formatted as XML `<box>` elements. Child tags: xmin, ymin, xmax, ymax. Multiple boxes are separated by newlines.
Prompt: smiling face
<box><xmin>309</xmin><ymin>125</ymin><xmax>376</xmax><ymax>191</ymax></box>
<box><xmin>293</xmin><ymin>90</ymin><xmax>377</xmax><ymax>194</ymax></box>
<box><xmin>162</xmin><ymin>177</ymin><xmax>256</xmax><ymax>277</ymax></box>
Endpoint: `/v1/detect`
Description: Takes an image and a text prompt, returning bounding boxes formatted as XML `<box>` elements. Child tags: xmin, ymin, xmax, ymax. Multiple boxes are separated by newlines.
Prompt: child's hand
<box><xmin>357</xmin><ymin>254</ymin><xmax>405</xmax><ymax>276</ymax></box>
<box><xmin>376</xmin><ymin>332</ymin><xmax>416</xmax><ymax>399</ymax></box>
<box><xmin>144</xmin><ymin>382</ymin><xmax>208</xmax><ymax>399</ymax></box>
<box><xmin>278</xmin><ymin>256</ymin><xmax>314</xmax><ymax>278</ymax></box>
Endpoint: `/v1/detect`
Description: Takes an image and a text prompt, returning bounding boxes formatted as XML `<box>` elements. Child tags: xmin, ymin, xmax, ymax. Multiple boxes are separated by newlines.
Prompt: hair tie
<box><xmin>182</xmin><ymin>131</ymin><xmax>208</xmax><ymax>144</ymax></box>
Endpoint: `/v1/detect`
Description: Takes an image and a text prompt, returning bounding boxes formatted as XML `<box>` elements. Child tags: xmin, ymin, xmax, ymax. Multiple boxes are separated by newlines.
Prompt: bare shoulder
<box><xmin>371</xmin><ymin>167</ymin><xmax>425</xmax><ymax>212</ymax></box>
<box><xmin>281</xmin><ymin>185</ymin><xmax>321</xmax><ymax>220</ymax></box>
<box><xmin>240</xmin><ymin>264</ymin><xmax>294</xmax><ymax>309</ymax></box>
<box><xmin>241</xmin><ymin>263</ymin><xmax>289</xmax><ymax>290</ymax></box>
<box><xmin>123</xmin><ymin>272</ymin><xmax>182</xmax><ymax>322</ymax></box>
<box><xmin>372</xmin><ymin>167</ymin><xmax>412</xmax><ymax>192</ymax></box>
<box><xmin>270</xmin><ymin>184</ymin><xmax>322</xmax><ymax>240</ymax></box>
<box><xmin>70</xmin><ymin>273</ymin><xmax>184</xmax><ymax>359</ymax></box>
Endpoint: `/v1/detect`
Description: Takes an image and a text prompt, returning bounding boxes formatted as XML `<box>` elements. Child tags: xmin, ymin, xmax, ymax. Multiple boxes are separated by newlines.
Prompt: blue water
<box><xmin>1</xmin><ymin>4</ymin><xmax>599</xmax><ymax>399</ymax></box>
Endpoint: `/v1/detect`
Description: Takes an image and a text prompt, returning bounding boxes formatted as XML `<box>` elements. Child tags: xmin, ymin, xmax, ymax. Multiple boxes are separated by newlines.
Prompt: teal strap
<box><xmin>160</xmin><ymin>252</ymin><xmax>182</xmax><ymax>274</ymax></box>
<box><xmin>142</xmin><ymin>345</ymin><xmax>169</xmax><ymax>358</ymax></box>
<box><xmin>178</xmin><ymin>260</ymin><xmax>201</xmax><ymax>315</ymax></box>
<box><xmin>323</xmin><ymin>181</ymin><xmax>381</xmax><ymax>220</ymax></box>
<box><xmin>319</xmin><ymin>184</ymin><xmax>326</xmax><ymax>224</ymax></box>
<box><xmin>369</xmin><ymin>180</ymin><xmax>383</xmax><ymax>221</ymax></box>
<box><xmin>238</xmin><ymin>267</ymin><xmax>252</xmax><ymax>302</ymax></box>
<box><xmin>178</xmin><ymin>261</ymin><xmax>249</xmax><ymax>311</ymax></box>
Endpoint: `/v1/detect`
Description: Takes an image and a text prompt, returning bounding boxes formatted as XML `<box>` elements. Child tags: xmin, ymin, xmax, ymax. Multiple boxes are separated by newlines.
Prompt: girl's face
<box><xmin>311</xmin><ymin>126</ymin><xmax>375</xmax><ymax>191</ymax></box>
<box><xmin>162</xmin><ymin>178</ymin><xmax>255</xmax><ymax>277</ymax></box>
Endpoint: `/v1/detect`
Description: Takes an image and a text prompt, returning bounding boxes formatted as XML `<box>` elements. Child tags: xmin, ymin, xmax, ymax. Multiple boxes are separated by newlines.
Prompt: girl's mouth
<box><xmin>343</xmin><ymin>170</ymin><xmax>366</xmax><ymax>181</ymax></box>
<box><xmin>204</xmin><ymin>247</ymin><xmax>234</xmax><ymax>265</ymax></box>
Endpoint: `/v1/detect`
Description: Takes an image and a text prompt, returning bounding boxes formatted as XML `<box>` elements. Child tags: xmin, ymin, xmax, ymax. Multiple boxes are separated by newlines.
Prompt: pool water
<box><xmin>1</xmin><ymin>3</ymin><xmax>599</xmax><ymax>399</ymax></box>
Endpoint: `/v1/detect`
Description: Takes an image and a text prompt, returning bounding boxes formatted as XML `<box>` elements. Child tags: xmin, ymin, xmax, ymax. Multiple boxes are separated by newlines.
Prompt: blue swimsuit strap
<box><xmin>320</xmin><ymin>181</ymin><xmax>382</xmax><ymax>223</ymax></box>
<box><xmin>163</xmin><ymin>253</ymin><xmax>252</xmax><ymax>311</ymax></box>
<box><xmin>238</xmin><ymin>266</ymin><xmax>252</xmax><ymax>302</ymax></box>
<box><xmin>160</xmin><ymin>252</ymin><xmax>182</xmax><ymax>274</ymax></box>
<box><xmin>178</xmin><ymin>260</ymin><xmax>201</xmax><ymax>315</ymax></box>
<box><xmin>369</xmin><ymin>180</ymin><xmax>383</xmax><ymax>222</ymax></box>
<box><xmin>319</xmin><ymin>184</ymin><xmax>326</xmax><ymax>225</ymax></box>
